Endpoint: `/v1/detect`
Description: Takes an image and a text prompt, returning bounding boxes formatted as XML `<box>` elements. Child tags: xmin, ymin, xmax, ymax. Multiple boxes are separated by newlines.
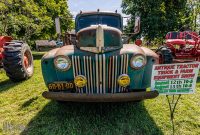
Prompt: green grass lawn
<box><xmin>0</xmin><ymin>52</ymin><xmax>200</xmax><ymax>135</ymax></box>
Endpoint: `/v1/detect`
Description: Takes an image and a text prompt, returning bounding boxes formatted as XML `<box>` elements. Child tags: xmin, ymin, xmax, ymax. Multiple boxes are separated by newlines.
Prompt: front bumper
<box><xmin>42</xmin><ymin>91</ymin><xmax>159</xmax><ymax>102</ymax></box>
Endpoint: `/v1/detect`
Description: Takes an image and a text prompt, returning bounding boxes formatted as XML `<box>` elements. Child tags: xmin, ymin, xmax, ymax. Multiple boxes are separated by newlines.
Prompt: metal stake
<box><xmin>166</xmin><ymin>94</ymin><xmax>181</xmax><ymax>135</ymax></box>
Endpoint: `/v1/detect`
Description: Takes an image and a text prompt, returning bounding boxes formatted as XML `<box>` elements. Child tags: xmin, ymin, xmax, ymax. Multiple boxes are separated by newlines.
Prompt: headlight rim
<box><xmin>54</xmin><ymin>55</ymin><xmax>71</xmax><ymax>71</ymax></box>
<box><xmin>130</xmin><ymin>54</ymin><xmax>147</xmax><ymax>69</ymax></box>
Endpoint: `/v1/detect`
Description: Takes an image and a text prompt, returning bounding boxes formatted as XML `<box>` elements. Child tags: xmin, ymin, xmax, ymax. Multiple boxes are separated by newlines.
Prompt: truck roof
<box><xmin>76</xmin><ymin>11</ymin><xmax>122</xmax><ymax>18</ymax></box>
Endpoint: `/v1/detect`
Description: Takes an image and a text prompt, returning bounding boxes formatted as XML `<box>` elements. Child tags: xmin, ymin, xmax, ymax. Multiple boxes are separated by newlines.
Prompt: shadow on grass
<box><xmin>20</xmin><ymin>97</ymin><xmax>39</xmax><ymax>109</ymax></box>
<box><xmin>0</xmin><ymin>79</ymin><xmax>20</xmax><ymax>93</ymax></box>
<box><xmin>21</xmin><ymin>101</ymin><xmax>163</xmax><ymax>135</ymax></box>
<box><xmin>32</xmin><ymin>52</ymin><xmax>46</xmax><ymax>60</ymax></box>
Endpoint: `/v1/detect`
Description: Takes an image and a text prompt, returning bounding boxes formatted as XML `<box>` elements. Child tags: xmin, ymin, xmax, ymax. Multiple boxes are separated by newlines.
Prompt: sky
<box><xmin>68</xmin><ymin>0</ymin><xmax>128</xmax><ymax>25</ymax></box>
<box><xmin>68</xmin><ymin>0</ymin><xmax>124</xmax><ymax>17</ymax></box>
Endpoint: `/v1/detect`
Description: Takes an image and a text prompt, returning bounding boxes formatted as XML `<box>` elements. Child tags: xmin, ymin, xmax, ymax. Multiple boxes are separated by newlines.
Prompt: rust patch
<box><xmin>141</xmin><ymin>47</ymin><xmax>158</xmax><ymax>58</ymax></box>
<box><xmin>141</xmin><ymin>47</ymin><xmax>159</xmax><ymax>63</ymax></box>
<box><xmin>42</xmin><ymin>48</ymin><xmax>60</xmax><ymax>60</ymax></box>
<box><xmin>120</xmin><ymin>44</ymin><xmax>145</xmax><ymax>55</ymax></box>
<box><xmin>54</xmin><ymin>45</ymin><xmax>75</xmax><ymax>57</ymax></box>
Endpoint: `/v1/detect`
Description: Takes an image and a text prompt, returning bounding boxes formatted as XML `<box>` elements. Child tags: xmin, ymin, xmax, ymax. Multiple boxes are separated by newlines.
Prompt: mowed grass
<box><xmin>0</xmin><ymin>52</ymin><xmax>200</xmax><ymax>135</ymax></box>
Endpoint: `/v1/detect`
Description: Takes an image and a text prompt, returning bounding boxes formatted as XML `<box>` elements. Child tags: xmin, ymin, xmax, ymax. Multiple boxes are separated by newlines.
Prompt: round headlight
<box><xmin>54</xmin><ymin>56</ymin><xmax>71</xmax><ymax>71</ymax></box>
<box><xmin>130</xmin><ymin>55</ymin><xmax>146</xmax><ymax>69</ymax></box>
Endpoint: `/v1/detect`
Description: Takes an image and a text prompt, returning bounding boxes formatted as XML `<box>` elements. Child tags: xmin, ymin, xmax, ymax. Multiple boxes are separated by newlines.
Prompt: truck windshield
<box><xmin>76</xmin><ymin>15</ymin><xmax>122</xmax><ymax>32</ymax></box>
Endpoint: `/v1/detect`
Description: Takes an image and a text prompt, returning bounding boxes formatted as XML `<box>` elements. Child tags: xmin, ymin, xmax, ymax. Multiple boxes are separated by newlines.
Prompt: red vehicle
<box><xmin>156</xmin><ymin>31</ymin><xmax>200</xmax><ymax>64</ymax></box>
<box><xmin>0</xmin><ymin>36</ymin><xmax>34</xmax><ymax>81</ymax></box>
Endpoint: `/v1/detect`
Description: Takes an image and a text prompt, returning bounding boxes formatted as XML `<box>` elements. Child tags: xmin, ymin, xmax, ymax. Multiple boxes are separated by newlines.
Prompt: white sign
<box><xmin>151</xmin><ymin>62</ymin><xmax>200</xmax><ymax>95</ymax></box>
<box><xmin>55</xmin><ymin>17</ymin><xmax>61</xmax><ymax>34</ymax></box>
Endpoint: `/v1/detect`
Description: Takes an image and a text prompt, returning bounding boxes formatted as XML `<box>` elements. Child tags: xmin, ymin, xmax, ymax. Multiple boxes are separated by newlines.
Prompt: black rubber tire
<box><xmin>2</xmin><ymin>41</ymin><xmax>34</xmax><ymax>81</ymax></box>
<box><xmin>0</xmin><ymin>60</ymin><xmax>2</xmax><ymax>68</ymax></box>
<box><xmin>156</xmin><ymin>46</ymin><xmax>173</xmax><ymax>64</ymax></box>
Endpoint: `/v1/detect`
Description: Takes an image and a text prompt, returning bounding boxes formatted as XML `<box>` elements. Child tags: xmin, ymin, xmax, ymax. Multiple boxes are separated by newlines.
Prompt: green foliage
<box><xmin>122</xmin><ymin>0</ymin><xmax>195</xmax><ymax>41</ymax></box>
<box><xmin>0</xmin><ymin>0</ymin><xmax>73</xmax><ymax>43</ymax></box>
<box><xmin>187</xmin><ymin>0</ymin><xmax>200</xmax><ymax>31</ymax></box>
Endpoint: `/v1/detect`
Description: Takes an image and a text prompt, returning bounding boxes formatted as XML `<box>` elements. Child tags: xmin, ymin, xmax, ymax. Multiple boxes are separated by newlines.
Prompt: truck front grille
<box><xmin>72</xmin><ymin>54</ymin><xmax>129</xmax><ymax>94</ymax></box>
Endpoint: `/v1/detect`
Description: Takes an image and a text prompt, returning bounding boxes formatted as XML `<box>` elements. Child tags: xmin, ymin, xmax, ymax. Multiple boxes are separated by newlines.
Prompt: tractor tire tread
<box><xmin>156</xmin><ymin>46</ymin><xmax>173</xmax><ymax>64</ymax></box>
<box><xmin>2</xmin><ymin>41</ymin><xmax>34</xmax><ymax>81</ymax></box>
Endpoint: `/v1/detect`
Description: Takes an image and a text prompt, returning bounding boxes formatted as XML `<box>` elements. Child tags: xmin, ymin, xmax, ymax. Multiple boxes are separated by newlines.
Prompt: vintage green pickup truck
<box><xmin>41</xmin><ymin>11</ymin><xmax>159</xmax><ymax>102</ymax></box>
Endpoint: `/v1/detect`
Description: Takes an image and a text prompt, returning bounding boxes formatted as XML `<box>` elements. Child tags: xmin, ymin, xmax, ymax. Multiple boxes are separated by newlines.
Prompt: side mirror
<box><xmin>122</xmin><ymin>16</ymin><xmax>141</xmax><ymax>44</ymax></box>
<box><xmin>134</xmin><ymin>16</ymin><xmax>140</xmax><ymax>33</ymax></box>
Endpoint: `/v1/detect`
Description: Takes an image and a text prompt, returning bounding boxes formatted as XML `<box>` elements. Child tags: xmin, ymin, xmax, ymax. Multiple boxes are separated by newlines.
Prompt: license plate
<box><xmin>48</xmin><ymin>82</ymin><xmax>74</xmax><ymax>91</ymax></box>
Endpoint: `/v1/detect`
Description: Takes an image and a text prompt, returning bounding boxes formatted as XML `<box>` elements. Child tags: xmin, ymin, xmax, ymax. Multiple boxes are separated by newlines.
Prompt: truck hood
<box><xmin>42</xmin><ymin>44</ymin><xmax>158</xmax><ymax>62</ymax></box>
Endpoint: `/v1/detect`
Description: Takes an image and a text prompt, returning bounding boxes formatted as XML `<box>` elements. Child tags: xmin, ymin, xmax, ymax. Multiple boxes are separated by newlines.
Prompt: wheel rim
<box><xmin>24</xmin><ymin>55</ymin><xmax>29</xmax><ymax>69</ymax></box>
<box><xmin>23</xmin><ymin>50</ymin><xmax>33</xmax><ymax>73</ymax></box>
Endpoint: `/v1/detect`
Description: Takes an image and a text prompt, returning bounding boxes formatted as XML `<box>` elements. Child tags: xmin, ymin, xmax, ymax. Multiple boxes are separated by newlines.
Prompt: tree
<box><xmin>122</xmin><ymin>0</ymin><xmax>194</xmax><ymax>41</ymax></box>
<box><xmin>187</xmin><ymin>0</ymin><xmax>200</xmax><ymax>31</ymax></box>
<box><xmin>0</xmin><ymin>0</ymin><xmax>73</xmax><ymax>42</ymax></box>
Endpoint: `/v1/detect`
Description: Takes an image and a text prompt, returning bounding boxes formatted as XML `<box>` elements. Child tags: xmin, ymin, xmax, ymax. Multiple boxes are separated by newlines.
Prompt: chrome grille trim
<box><xmin>83</xmin><ymin>56</ymin><xmax>88</xmax><ymax>93</ymax></box>
<box><xmin>72</xmin><ymin>56</ymin><xmax>78</xmax><ymax>92</ymax></box>
<box><xmin>108</xmin><ymin>57</ymin><xmax>112</xmax><ymax>93</ymax></box>
<box><xmin>95</xmin><ymin>54</ymin><xmax>99</xmax><ymax>93</ymax></box>
<box><xmin>119</xmin><ymin>55</ymin><xmax>124</xmax><ymax>92</ymax></box>
<box><xmin>89</xmin><ymin>57</ymin><xmax>94</xmax><ymax>94</ymax></box>
<box><xmin>77</xmin><ymin>56</ymin><xmax>83</xmax><ymax>93</ymax></box>
<box><xmin>103</xmin><ymin>54</ymin><xmax>106</xmax><ymax>94</ymax></box>
<box><xmin>114</xmin><ymin>56</ymin><xmax>118</xmax><ymax>93</ymax></box>
<box><xmin>92</xmin><ymin>57</ymin><xmax>96</xmax><ymax>93</ymax></box>
<box><xmin>72</xmin><ymin>54</ymin><xmax>129</xmax><ymax>94</ymax></box>
<box><xmin>126</xmin><ymin>54</ymin><xmax>129</xmax><ymax>74</ymax></box>
<box><xmin>86</xmin><ymin>56</ymin><xmax>91</xmax><ymax>94</ymax></box>
<box><xmin>125</xmin><ymin>54</ymin><xmax>129</xmax><ymax>92</ymax></box>
<box><xmin>99</xmin><ymin>55</ymin><xmax>103</xmax><ymax>93</ymax></box>
<box><xmin>75</xmin><ymin>56</ymin><xmax>81</xmax><ymax>93</ymax></box>
<box><xmin>123</xmin><ymin>54</ymin><xmax>128</xmax><ymax>92</ymax></box>
<box><xmin>111</xmin><ymin>56</ymin><xmax>115</xmax><ymax>93</ymax></box>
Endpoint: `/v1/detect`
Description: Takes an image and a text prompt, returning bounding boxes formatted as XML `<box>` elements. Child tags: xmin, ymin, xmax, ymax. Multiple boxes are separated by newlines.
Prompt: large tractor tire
<box><xmin>156</xmin><ymin>46</ymin><xmax>173</xmax><ymax>64</ymax></box>
<box><xmin>2</xmin><ymin>41</ymin><xmax>34</xmax><ymax>81</ymax></box>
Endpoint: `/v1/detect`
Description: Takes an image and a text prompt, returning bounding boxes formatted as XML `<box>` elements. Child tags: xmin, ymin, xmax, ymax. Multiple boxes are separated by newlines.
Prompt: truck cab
<box><xmin>41</xmin><ymin>11</ymin><xmax>159</xmax><ymax>102</ymax></box>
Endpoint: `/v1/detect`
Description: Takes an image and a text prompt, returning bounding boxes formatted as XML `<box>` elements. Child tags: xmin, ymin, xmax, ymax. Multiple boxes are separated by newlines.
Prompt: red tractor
<box><xmin>156</xmin><ymin>31</ymin><xmax>200</xmax><ymax>64</ymax></box>
<box><xmin>0</xmin><ymin>36</ymin><xmax>34</xmax><ymax>81</ymax></box>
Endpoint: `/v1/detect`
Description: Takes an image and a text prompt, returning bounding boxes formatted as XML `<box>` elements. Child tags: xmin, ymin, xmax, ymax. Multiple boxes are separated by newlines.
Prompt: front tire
<box><xmin>156</xmin><ymin>46</ymin><xmax>173</xmax><ymax>64</ymax></box>
<box><xmin>3</xmin><ymin>41</ymin><xmax>34</xmax><ymax>81</ymax></box>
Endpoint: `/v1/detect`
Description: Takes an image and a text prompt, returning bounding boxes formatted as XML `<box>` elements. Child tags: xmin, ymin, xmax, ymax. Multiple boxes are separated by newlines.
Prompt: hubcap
<box><xmin>24</xmin><ymin>55</ymin><xmax>29</xmax><ymax>69</ymax></box>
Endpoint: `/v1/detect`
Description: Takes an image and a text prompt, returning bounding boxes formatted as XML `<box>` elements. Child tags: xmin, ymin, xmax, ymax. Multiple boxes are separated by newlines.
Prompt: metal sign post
<box><xmin>166</xmin><ymin>94</ymin><xmax>181</xmax><ymax>135</ymax></box>
<box><xmin>151</xmin><ymin>62</ymin><xmax>200</xmax><ymax>134</ymax></box>
<box><xmin>55</xmin><ymin>17</ymin><xmax>61</xmax><ymax>40</ymax></box>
